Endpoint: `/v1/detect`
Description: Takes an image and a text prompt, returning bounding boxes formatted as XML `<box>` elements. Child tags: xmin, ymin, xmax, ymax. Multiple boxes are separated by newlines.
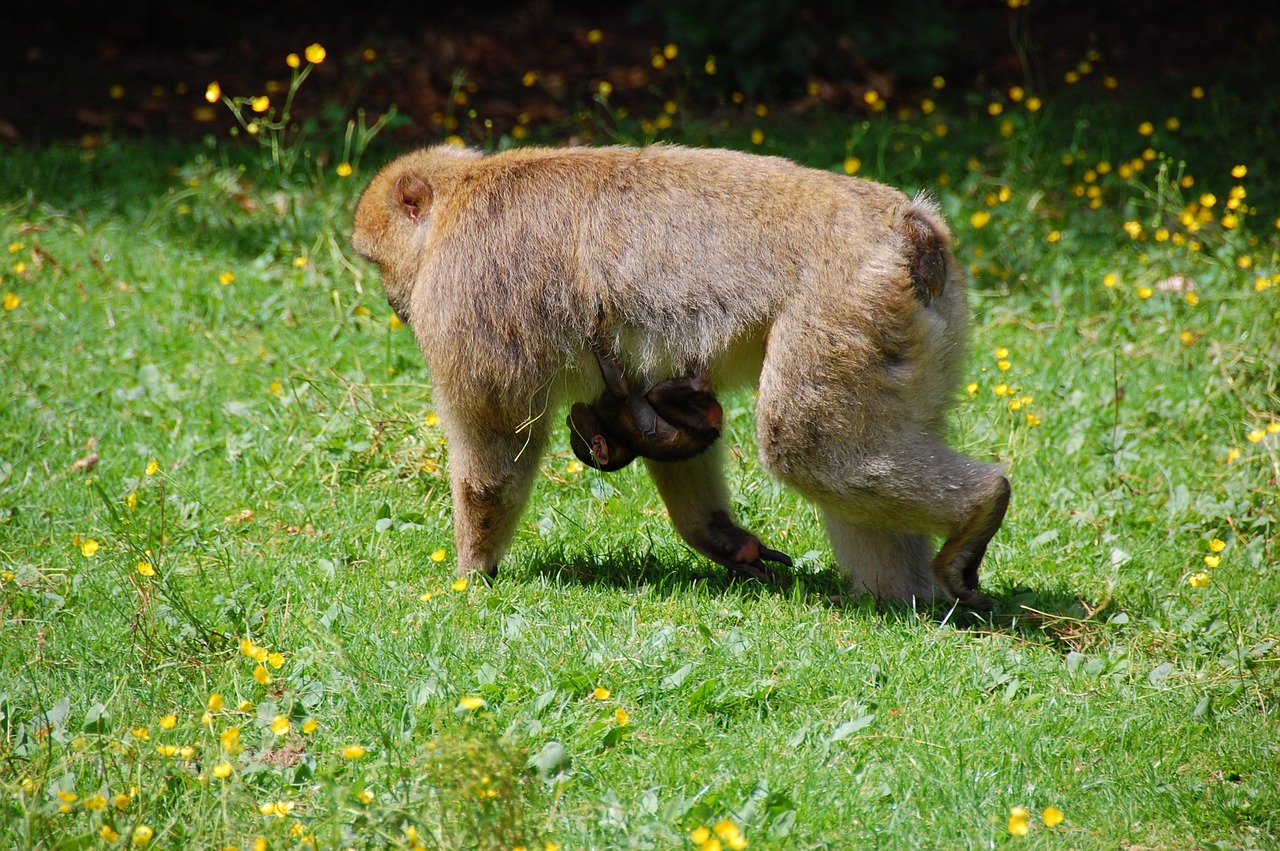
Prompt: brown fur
<box><xmin>352</xmin><ymin>143</ymin><xmax>1009</xmax><ymax>608</ymax></box>
<box><xmin>566</xmin><ymin>342</ymin><xmax>725</xmax><ymax>472</ymax></box>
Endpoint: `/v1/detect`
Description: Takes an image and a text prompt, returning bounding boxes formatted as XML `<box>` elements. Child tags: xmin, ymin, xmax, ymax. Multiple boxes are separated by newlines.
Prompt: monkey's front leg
<box><xmin>447</xmin><ymin>420</ymin><xmax>550</xmax><ymax>578</ymax></box>
<box><xmin>644</xmin><ymin>449</ymin><xmax>792</xmax><ymax>581</ymax></box>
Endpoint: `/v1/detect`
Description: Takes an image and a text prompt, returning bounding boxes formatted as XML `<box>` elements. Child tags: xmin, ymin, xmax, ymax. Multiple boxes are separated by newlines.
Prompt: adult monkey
<box><xmin>352</xmin><ymin>143</ymin><xmax>1009</xmax><ymax>608</ymax></box>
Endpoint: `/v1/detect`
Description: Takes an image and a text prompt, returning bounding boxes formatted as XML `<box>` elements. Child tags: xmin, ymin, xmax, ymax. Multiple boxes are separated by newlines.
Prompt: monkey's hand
<box><xmin>703</xmin><ymin>510</ymin><xmax>793</xmax><ymax>582</ymax></box>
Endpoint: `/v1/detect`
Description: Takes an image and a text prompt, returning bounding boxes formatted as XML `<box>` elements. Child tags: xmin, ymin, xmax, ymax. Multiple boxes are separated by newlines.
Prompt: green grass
<box><xmin>2</xmin><ymin>69</ymin><xmax>1279</xmax><ymax>850</ymax></box>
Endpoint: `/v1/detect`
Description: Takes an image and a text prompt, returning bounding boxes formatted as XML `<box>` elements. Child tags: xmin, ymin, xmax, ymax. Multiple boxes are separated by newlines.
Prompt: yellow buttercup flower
<box><xmin>1007</xmin><ymin>805</ymin><xmax>1030</xmax><ymax>836</ymax></box>
<box><xmin>270</xmin><ymin>715</ymin><xmax>290</xmax><ymax>735</ymax></box>
<box><xmin>146</xmin><ymin>460</ymin><xmax>159</xmax><ymax>475</ymax></box>
<box><xmin>81</xmin><ymin>538</ymin><xmax>100</xmax><ymax>557</ymax></box>
<box><xmin>458</xmin><ymin>696</ymin><xmax>485</xmax><ymax>711</ymax></box>
<box><xmin>101</xmin><ymin>825</ymin><xmax>120</xmax><ymax>842</ymax></box>
<box><xmin>287</xmin><ymin>53</ymin><xmax>301</xmax><ymax>69</ymax></box>
<box><xmin>254</xmin><ymin>665</ymin><xmax>270</xmax><ymax>685</ymax></box>
<box><xmin>260</xmin><ymin>800</ymin><xmax>294</xmax><ymax>817</ymax></box>
<box><xmin>1188</xmin><ymin>572</ymin><xmax>1209</xmax><ymax>588</ymax></box>
<box><xmin>305</xmin><ymin>43</ymin><xmax>326</xmax><ymax>64</ymax></box>
<box><xmin>970</xmin><ymin>210</ymin><xmax>991</xmax><ymax>229</ymax></box>
<box><xmin>336</xmin><ymin>162</ymin><xmax>353</xmax><ymax>177</ymax></box>
<box><xmin>431</xmin><ymin>549</ymin><xmax>447</xmax><ymax>563</ymax></box>
<box><xmin>221</xmin><ymin>727</ymin><xmax>243</xmax><ymax>754</ymax></box>
<box><xmin>159</xmin><ymin>714</ymin><xmax>176</xmax><ymax>729</ymax></box>
<box><xmin>207</xmin><ymin>693</ymin><xmax>225</xmax><ymax>712</ymax></box>
<box><xmin>205</xmin><ymin>82</ymin><xmax>221</xmax><ymax>103</ymax></box>
<box><xmin>1203</xmin><ymin>555</ymin><xmax>1221</xmax><ymax>568</ymax></box>
<box><xmin>137</xmin><ymin>561</ymin><xmax>156</xmax><ymax>577</ymax></box>
<box><xmin>342</xmin><ymin>744</ymin><xmax>367</xmax><ymax>759</ymax></box>
<box><xmin>3</xmin><ymin>293</ymin><xmax>19</xmax><ymax>311</ymax></box>
<box><xmin>1042</xmin><ymin>806</ymin><xmax>1064</xmax><ymax>827</ymax></box>
<box><xmin>593</xmin><ymin>686</ymin><xmax>611</xmax><ymax>700</ymax></box>
<box><xmin>452</xmin><ymin>578</ymin><xmax>468</xmax><ymax>592</ymax></box>
<box><xmin>213</xmin><ymin>761</ymin><xmax>232</xmax><ymax>779</ymax></box>
<box><xmin>1209</xmin><ymin>538</ymin><xmax>1226</xmax><ymax>553</ymax></box>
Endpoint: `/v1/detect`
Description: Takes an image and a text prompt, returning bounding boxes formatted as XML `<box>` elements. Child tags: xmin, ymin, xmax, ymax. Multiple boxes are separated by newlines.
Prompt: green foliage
<box><xmin>632</xmin><ymin>0</ymin><xmax>989</xmax><ymax>98</ymax></box>
<box><xmin>2</xmin><ymin>45</ymin><xmax>1279</xmax><ymax>851</ymax></box>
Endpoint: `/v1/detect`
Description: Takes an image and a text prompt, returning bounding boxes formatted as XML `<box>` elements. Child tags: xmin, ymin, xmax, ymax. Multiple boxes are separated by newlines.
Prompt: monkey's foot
<box><xmin>706</xmin><ymin>510</ymin><xmax>792</xmax><ymax>583</ymax></box>
<box><xmin>954</xmin><ymin>589</ymin><xmax>994</xmax><ymax>611</ymax></box>
<box><xmin>726</xmin><ymin>560</ymin><xmax>780</xmax><ymax>583</ymax></box>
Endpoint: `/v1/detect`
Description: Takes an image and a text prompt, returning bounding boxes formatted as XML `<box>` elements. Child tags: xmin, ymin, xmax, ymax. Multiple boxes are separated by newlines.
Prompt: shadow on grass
<box><xmin>523</xmin><ymin>545</ymin><xmax>1132</xmax><ymax>652</ymax></box>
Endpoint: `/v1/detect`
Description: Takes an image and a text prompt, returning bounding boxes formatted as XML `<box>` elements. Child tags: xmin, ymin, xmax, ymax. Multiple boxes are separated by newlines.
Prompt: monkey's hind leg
<box><xmin>822</xmin><ymin>515</ymin><xmax>938</xmax><ymax>604</ymax></box>
<box><xmin>757</xmin><ymin>375</ymin><xmax>1007</xmax><ymax>608</ymax></box>
<box><xmin>932</xmin><ymin>473</ymin><xmax>1010</xmax><ymax>604</ymax></box>
<box><xmin>820</xmin><ymin>447</ymin><xmax>1007</xmax><ymax>611</ymax></box>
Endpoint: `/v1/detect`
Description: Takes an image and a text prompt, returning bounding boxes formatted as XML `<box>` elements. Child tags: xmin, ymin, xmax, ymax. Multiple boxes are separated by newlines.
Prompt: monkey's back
<box><xmin>420</xmin><ymin>144</ymin><xmax>943</xmax><ymax>377</ymax></box>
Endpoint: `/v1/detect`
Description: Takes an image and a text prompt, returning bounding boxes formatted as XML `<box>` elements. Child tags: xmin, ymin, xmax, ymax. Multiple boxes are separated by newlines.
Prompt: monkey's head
<box><xmin>352</xmin><ymin>145</ymin><xmax>485</xmax><ymax>325</ymax></box>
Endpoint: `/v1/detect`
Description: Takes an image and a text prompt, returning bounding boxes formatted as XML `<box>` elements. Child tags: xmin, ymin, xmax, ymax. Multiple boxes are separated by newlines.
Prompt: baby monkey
<box><xmin>567</xmin><ymin>342</ymin><xmax>724</xmax><ymax>472</ymax></box>
<box><xmin>566</xmin><ymin>342</ymin><xmax>792</xmax><ymax>581</ymax></box>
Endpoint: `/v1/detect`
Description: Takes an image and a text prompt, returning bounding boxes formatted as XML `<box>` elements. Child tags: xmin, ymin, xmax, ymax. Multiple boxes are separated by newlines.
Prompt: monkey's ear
<box><xmin>394</xmin><ymin>174</ymin><xmax>433</xmax><ymax>223</ymax></box>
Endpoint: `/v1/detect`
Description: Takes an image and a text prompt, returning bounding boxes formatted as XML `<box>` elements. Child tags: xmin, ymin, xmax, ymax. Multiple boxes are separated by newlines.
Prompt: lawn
<box><xmin>1</xmin><ymin>42</ymin><xmax>1278</xmax><ymax>851</ymax></box>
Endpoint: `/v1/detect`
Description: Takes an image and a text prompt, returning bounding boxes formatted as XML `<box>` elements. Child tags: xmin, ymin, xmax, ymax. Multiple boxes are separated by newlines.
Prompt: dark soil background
<box><xmin>2</xmin><ymin>0</ymin><xmax>1278</xmax><ymax>145</ymax></box>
